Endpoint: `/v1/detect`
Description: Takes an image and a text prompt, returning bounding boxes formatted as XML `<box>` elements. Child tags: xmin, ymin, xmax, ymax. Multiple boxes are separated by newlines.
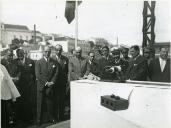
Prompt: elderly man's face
<box><xmin>160</xmin><ymin>48</ymin><xmax>168</xmax><ymax>60</ymax></box>
<box><xmin>75</xmin><ymin>49</ymin><xmax>82</xmax><ymax>58</ymax></box>
<box><xmin>44</xmin><ymin>50</ymin><xmax>51</xmax><ymax>58</ymax></box>
<box><xmin>56</xmin><ymin>46</ymin><xmax>62</xmax><ymax>56</ymax></box>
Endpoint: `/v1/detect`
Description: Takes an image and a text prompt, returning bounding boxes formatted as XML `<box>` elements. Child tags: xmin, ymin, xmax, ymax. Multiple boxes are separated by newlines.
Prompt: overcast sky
<box><xmin>1</xmin><ymin>0</ymin><xmax>170</xmax><ymax>46</ymax></box>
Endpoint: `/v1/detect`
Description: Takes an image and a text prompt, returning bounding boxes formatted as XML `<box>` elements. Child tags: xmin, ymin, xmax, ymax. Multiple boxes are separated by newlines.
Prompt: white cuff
<box><xmin>116</xmin><ymin>66</ymin><xmax>121</xmax><ymax>71</ymax></box>
<box><xmin>110</xmin><ymin>67</ymin><xmax>115</xmax><ymax>73</ymax></box>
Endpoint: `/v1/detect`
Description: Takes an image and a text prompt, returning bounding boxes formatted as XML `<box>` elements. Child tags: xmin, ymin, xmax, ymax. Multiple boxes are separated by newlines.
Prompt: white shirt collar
<box><xmin>44</xmin><ymin>57</ymin><xmax>48</xmax><ymax>62</ymax></box>
<box><xmin>115</xmin><ymin>58</ymin><xmax>120</xmax><ymax>63</ymax></box>
<box><xmin>23</xmin><ymin>57</ymin><xmax>26</xmax><ymax>63</ymax></box>
<box><xmin>20</xmin><ymin>57</ymin><xmax>25</xmax><ymax>63</ymax></box>
<box><xmin>103</xmin><ymin>55</ymin><xmax>109</xmax><ymax>60</ymax></box>
<box><xmin>159</xmin><ymin>57</ymin><xmax>166</xmax><ymax>62</ymax></box>
<box><xmin>134</xmin><ymin>54</ymin><xmax>140</xmax><ymax>61</ymax></box>
<box><xmin>56</xmin><ymin>55</ymin><xmax>61</xmax><ymax>60</ymax></box>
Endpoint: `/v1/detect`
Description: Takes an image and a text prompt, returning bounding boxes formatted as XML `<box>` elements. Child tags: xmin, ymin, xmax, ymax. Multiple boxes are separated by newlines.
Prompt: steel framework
<box><xmin>142</xmin><ymin>1</ymin><xmax>156</xmax><ymax>48</ymax></box>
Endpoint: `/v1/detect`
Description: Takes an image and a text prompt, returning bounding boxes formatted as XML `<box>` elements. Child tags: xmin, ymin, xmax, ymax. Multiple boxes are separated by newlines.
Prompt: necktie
<box><xmin>58</xmin><ymin>57</ymin><xmax>61</xmax><ymax>63</ymax></box>
<box><xmin>46</xmin><ymin>58</ymin><xmax>49</xmax><ymax>69</ymax></box>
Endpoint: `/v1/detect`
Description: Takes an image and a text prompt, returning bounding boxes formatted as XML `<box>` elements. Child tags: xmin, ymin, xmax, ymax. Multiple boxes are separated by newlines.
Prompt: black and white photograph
<box><xmin>0</xmin><ymin>0</ymin><xmax>171</xmax><ymax>128</ymax></box>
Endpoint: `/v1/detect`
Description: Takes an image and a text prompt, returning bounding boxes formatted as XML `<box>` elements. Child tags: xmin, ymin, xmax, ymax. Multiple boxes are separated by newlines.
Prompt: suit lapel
<box><xmin>80</xmin><ymin>57</ymin><xmax>84</xmax><ymax>70</ymax></box>
<box><xmin>56</xmin><ymin>55</ymin><xmax>64</xmax><ymax>69</ymax></box>
<box><xmin>59</xmin><ymin>56</ymin><xmax>65</xmax><ymax>66</ymax></box>
<box><xmin>47</xmin><ymin>58</ymin><xmax>52</xmax><ymax>71</ymax></box>
<box><xmin>134</xmin><ymin>55</ymin><xmax>141</xmax><ymax>64</ymax></box>
<box><xmin>128</xmin><ymin>56</ymin><xmax>141</xmax><ymax>72</ymax></box>
<box><xmin>24</xmin><ymin>58</ymin><xmax>29</xmax><ymax>66</ymax></box>
<box><xmin>42</xmin><ymin>57</ymin><xmax>49</xmax><ymax>72</ymax></box>
<box><xmin>42</xmin><ymin>57</ymin><xmax>47</xmax><ymax>64</ymax></box>
<box><xmin>163</xmin><ymin>59</ymin><xmax>169</xmax><ymax>73</ymax></box>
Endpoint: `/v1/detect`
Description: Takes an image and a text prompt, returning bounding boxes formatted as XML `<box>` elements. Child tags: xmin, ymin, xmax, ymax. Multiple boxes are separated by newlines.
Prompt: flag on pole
<box><xmin>65</xmin><ymin>1</ymin><xmax>82</xmax><ymax>24</ymax></box>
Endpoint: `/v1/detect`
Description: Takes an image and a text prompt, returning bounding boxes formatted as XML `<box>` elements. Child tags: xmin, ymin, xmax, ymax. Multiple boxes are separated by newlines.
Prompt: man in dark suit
<box><xmin>88</xmin><ymin>51</ymin><xmax>99</xmax><ymax>76</ymax></box>
<box><xmin>69</xmin><ymin>47</ymin><xmax>90</xmax><ymax>81</ymax></box>
<box><xmin>15</xmin><ymin>49</ymin><xmax>36</xmax><ymax>123</ymax></box>
<box><xmin>149</xmin><ymin>47</ymin><xmax>170</xmax><ymax>82</ymax></box>
<box><xmin>98</xmin><ymin>46</ymin><xmax>115</xmax><ymax>80</ymax></box>
<box><xmin>1</xmin><ymin>49</ymin><xmax>20</xmax><ymax>127</ymax></box>
<box><xmin>126</xmin><ymin>45</ymin><xmax>148</xmax><ymax>81</ymax></box>
<box><xmin>121</xmin><ymin>47</ymin><xmax>130</xmax><ymax>62</ymax></box>
<box><xmin>143</xmin><ymin>47</ymin><xmax>154</xmax><ymax>66</ymax></box>
<box><xmin>35</xmin><ymin>46</ymin><xmax>59</xmax><ymax>125</ymax></box>
<box><xmin>53</xmin><ymin>44</ymin><xmax>69</xmax><ymax>121</ymax></box>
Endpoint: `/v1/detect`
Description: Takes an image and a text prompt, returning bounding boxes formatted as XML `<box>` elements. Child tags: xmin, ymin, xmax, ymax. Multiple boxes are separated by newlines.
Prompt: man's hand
<box><xmin>82</xmin><ymin>75</ymin><xmax>88</xmax><ymax>79</ymax></box>
<box><xmin>78</xmin><ymin>77</ymin><xmax>83</xmax><ymax>80</ymax></box>
<box><xmin>12</xmin><ymin>77</ymin><xmax>19</xmax><ymax>82</ymax></box>
<box><xmin>12</xmin><ymin>98</ymin><xmax>16</xmax><ymax>102</ymax></box>
<box><xmin>109</xmin><ymin>67</ymin><xmax>115</xmax><ymax>73</ymax></box>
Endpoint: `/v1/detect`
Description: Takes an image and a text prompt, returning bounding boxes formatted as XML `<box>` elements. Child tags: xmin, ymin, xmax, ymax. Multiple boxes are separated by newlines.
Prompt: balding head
<box><xmin>75</xmin><ymin>46</ymin><xmax>82</xmax><ymax>52</ymax></box>
<box><xmin>56</xmin><ymin>44</ymin><xmax>63</xmax><ymax>56</ymax></box>
<box><xmin>56</xmin><ymin>44</ymin><xmax>62</xmax><ymax>49</ymax></box>
<box><xmin>44</xmin><ymin>46</ymin><xmax>51</xmax><ymax>52</ymax></box>
<box><xmin>75</xmin><ymin>46</ymin><xmax>82</xmax><ymax>58</ymax></box>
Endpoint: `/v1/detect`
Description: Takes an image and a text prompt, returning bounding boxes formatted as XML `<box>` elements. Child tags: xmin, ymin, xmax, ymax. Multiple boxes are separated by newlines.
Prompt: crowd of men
<box><xmin>1</xmin><ymin>44</ymin><xmax>170</xmax><ymax>128</ymax></box>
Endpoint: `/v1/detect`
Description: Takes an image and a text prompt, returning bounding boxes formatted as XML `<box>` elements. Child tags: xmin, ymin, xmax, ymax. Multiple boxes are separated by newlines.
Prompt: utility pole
<box><xmin>34</xmin><ymin>24</ymin><xmax>36</xmax><ymax>44</ymax></box>
<box><xmin>75</xmin><ymin>0</ymin><xmax>78</xmax><ymax>49</ymax></box>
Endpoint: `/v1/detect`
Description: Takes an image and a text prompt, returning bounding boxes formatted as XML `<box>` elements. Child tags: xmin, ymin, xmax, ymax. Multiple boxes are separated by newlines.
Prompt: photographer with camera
<box><xmin>109</xmin><ymin>47</ymin><xmax>129</xmax><ymax>81</ymax></box>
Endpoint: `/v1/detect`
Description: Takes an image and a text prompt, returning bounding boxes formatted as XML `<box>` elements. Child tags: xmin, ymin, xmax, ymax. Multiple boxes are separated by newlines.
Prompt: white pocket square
<box><xmin>134</xmin><ymin>64</ymin><xmax>137</xmax><ymax>66</ymax></box>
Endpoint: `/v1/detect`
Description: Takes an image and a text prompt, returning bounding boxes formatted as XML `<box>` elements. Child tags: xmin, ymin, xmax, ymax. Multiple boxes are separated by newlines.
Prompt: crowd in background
<box><xmin>1</xmin><ymin>44</ymin><xmax>170</xmax><ymax>128</ymax></box>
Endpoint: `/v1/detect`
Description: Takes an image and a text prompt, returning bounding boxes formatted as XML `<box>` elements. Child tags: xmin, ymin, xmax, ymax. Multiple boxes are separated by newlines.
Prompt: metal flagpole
<box><xmin>75</xmin><ymin>0</ymin><xmax>78</xmax><ymax>49</ymax></box>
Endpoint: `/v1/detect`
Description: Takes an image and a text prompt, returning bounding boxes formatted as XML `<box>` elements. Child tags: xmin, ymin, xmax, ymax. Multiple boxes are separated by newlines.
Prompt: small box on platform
<box><xmin>101</xmin><ymin>95</ymin><xmax>129</xmax><ymax>111</ymax></box>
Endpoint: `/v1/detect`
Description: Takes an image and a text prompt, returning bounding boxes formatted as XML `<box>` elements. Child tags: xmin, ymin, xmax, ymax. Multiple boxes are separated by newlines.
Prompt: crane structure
<box><xmin>142</xmin><ymin>1</ymin><xmax>156</xmax><ymax>56</ymax></box>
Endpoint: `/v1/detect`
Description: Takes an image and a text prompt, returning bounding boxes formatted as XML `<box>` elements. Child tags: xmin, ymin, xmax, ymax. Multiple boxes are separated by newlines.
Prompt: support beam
<box><xmin>142</xmin><ymin>1</ymin><xmax>156</xmax><ymax>48</ymax></box>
